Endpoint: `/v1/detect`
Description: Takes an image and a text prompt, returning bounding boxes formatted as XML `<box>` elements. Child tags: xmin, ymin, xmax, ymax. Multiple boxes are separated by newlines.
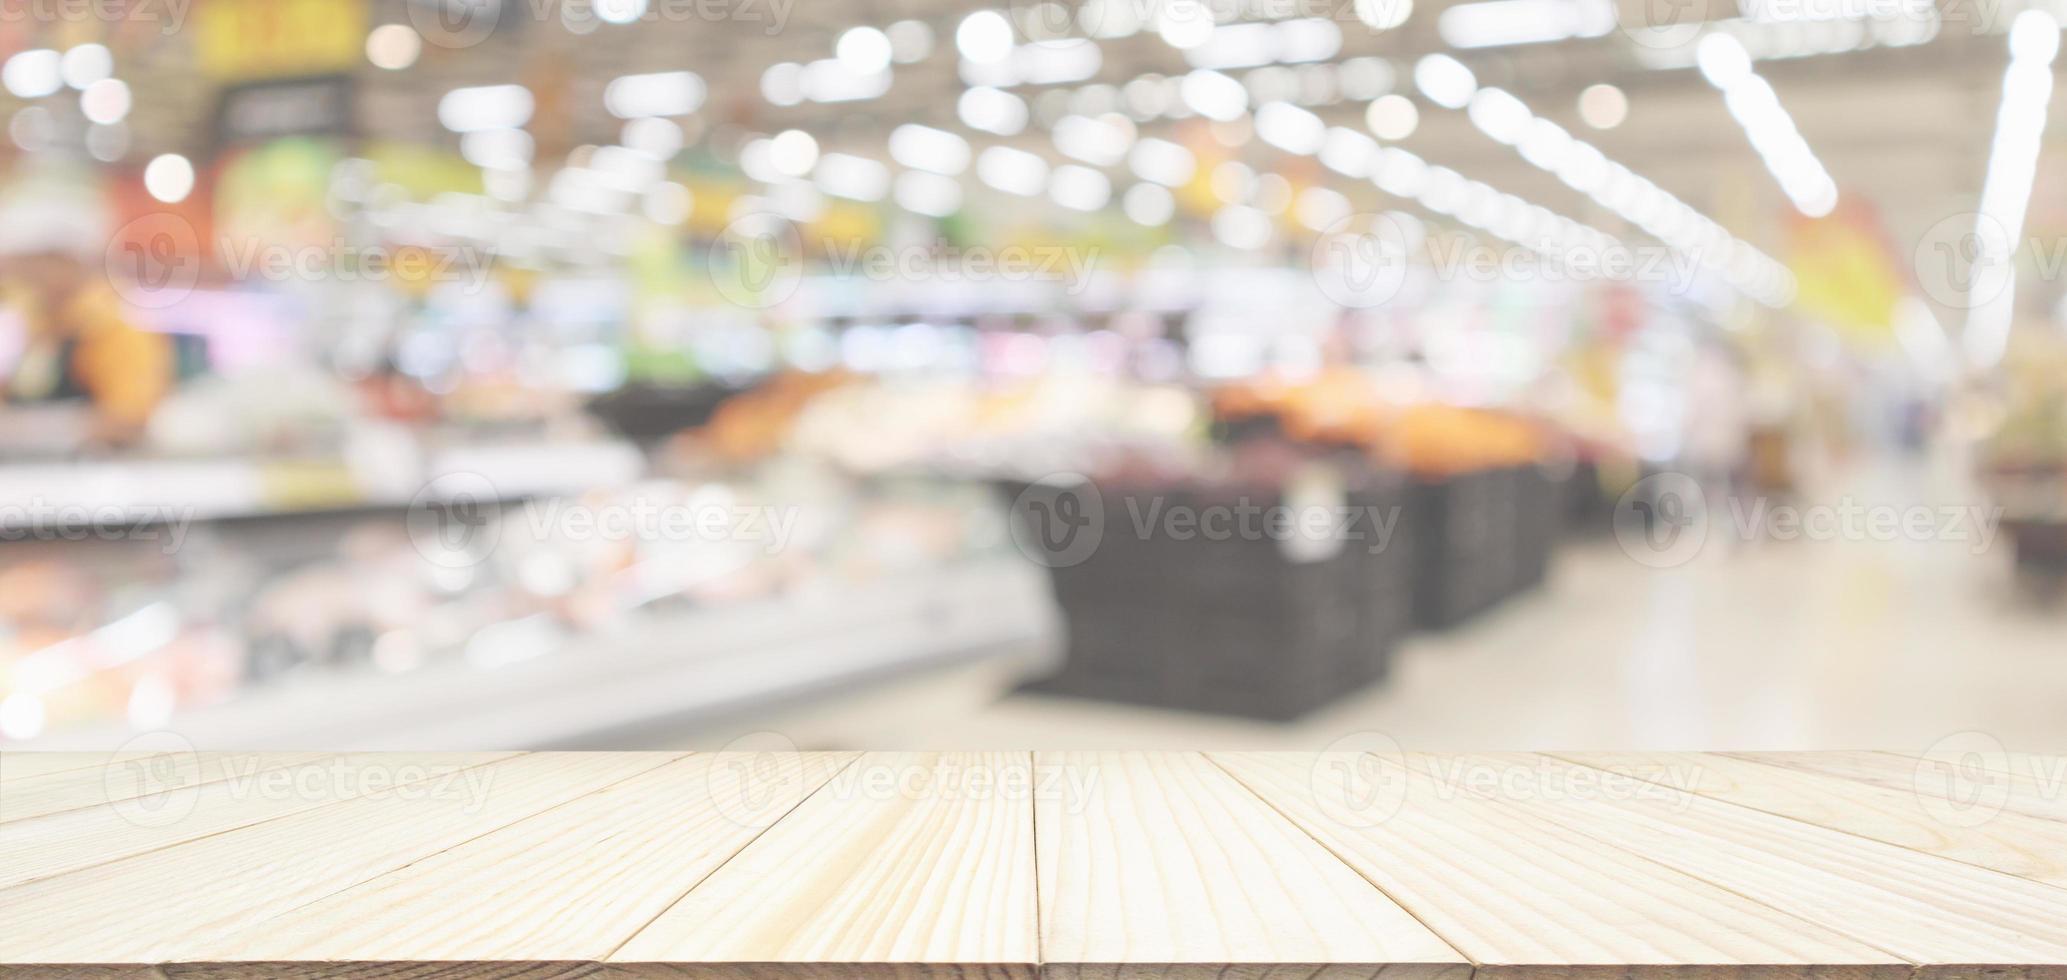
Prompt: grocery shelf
<box><xmin>0</xmin><ymin>439</ymin><xmax>646</xmax><ymax>529</ymax></box>
<box><xmin>9</xmin><ymin>555</ymin><xmax>1058</xmax><ymax>751</ymax></box>
<box><xmin>3</xmin><ymin>751</ymin><xmax>2064</xmax><ymax>976</ymax></box>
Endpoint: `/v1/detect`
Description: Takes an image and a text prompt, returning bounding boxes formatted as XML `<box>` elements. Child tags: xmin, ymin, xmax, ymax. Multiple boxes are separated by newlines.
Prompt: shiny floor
<box><xmin>903</xmin><ymin>455</ymin><xmax>2067</xmax><ymax>752</ymax></box>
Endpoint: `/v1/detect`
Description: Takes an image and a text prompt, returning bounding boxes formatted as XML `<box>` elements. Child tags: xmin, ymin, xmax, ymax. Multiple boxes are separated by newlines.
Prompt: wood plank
<box><xmin>0</xmin><ymin>753</ymin><xmax>517</xmax><ymax>890</ymax></box>
<box><xmin>0</xmin><ymin>752</ymin><xmax>332</xmax><ymax>824</ymax></box>
<box><xmin>1554</xmin><ymin>751</ymin><xmax>2067</xmax><ymax>885</ymax></box>
<box><xmin>1438</xmin><ymin>753</ymin><xmax>2067</xmax><ymax>977</ymax></box>
<box><xmin>1</xmin><ymin>752</ymin><xmax>137</xmax><ymax>783</ymax></box>
<box><xmin>609</xmin><ymin>752</ymin><xmax>1036</xmax><ymax>979</ymax></box>
<box><xmin>1033</xmin><ymin>751</ymin><xmax>1468</xmax><ymax>980</ymax></box>
<box><xmin>1211</xmin><ymin>752</ymin><xmax>1910</xmax><ymax>980</ymax></box>
<box><xmin>0</xmin><ymin>752</ymin><xmax>681</xmax><ymax>969</ymax></box>
<box><xmin>148</xmin><ymin>752</ymin><xmax>853</xmax><ymax>977</ymax></box>
<box><xmin>1730</xmin><ymin>751</ymin><xmax>2067</xmax><ymax>827</ymax></box>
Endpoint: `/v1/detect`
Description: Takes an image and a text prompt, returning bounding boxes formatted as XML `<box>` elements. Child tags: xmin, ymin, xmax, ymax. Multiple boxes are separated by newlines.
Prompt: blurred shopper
<box><xmin>3</xmin><ymin>248</ymin><xmax>172</xmax><ymax>448</ymax></box>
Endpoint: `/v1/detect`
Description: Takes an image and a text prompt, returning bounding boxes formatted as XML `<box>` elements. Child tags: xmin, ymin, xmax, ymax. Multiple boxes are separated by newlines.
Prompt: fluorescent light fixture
<box><xmin>889</xmin><ymin>124</ymin><xmax>972</xmax><ymax>175</ymax></box>
<box><xmin>439</xmin><ymin>84</ymin><xmax>534</xmax><ymax>133</ymax></box>
<box><xmin>1966</xmin><ymin>9</ymin><xmax>2060</xmax><ymax>368</ymax></box>
<box><xmin>1053</xmin><ymin>113</ymin><xmax>1134</xmax><ymax>166</ymax></box>
<box><xmin>977</xmin><ymin>145</ymin><xmax>1050</xmax><ymax>196</ymax></box>
<box><xmin>1129</xmin><ymin>137</ymin><xmax>1197</xmax><ymax>187</ymax></box>
<box><xmin>1413</xmin><ymin>54</ymin><xmax>1477</xmax><ymax>109</ymax></box>
<box><xmin>1697</xmin><ymin>33</ymin><xmax>1837</xmax><ymax>218</ymax></box>
<box><xmin>958</xmin><ymin>86</ymin><xmax>1030</xmax><ymax>135</ymax></box>
<box><xmin>1180</xmin><ymin>69</ymin><xmax>1249</xmax><ymax>121</ymax></box>
<box><xmin>896</xmin><ymin>170</ymin><xmax>963</xmax><ymax>216</ymax></box>
<box><xmin>1437</xmin><ymin>0</ymin><xmax>1615</xmax><ymax>48</ymax></box>
<box><xmin>603</xmin><ymin>71</ymin><xmax>705</xmax><ymax>118</ymax></box>
<box><xmin>815</xmin><ymin>152</ymin><xmax>890</xmax><ymax>202</ymax></box>
<box><xmin>1049</xmin><ymin>164</ymin><xmax>1113</xmax><ymax>211</ymax></box>
<box><xmin>1255</xmin><ymin>101</ymin><xmax>1326</xmax><ymax>154</ymax></box>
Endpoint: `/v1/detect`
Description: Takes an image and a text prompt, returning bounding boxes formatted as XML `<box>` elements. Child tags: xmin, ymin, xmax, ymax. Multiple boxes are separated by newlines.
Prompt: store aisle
<box><xmin>892</xmin><ymin>465</ymin><xmax>2066</xmax><ymax>752</ymax></box>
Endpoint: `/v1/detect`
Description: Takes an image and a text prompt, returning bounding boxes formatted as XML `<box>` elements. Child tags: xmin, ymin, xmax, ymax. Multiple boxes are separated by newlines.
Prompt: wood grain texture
<box><xmin>1456</xmin><ymin>753</ymin><xmax>2067</xmax><ymax>977</ymax></box>
<box><xmin>1730</xmin><ymin>751</ymin><xmax>2067</xmax><ymax>826</ymax></box>
<box><xmin>0</xmin><ymin>752</ymin><xmax>332</xmax><ymax>823</ymax></box>
<box><xmin>611</xmin><ymin>752</ymin><xmax>1037</xmax><ymax>978</ymax></box>
<box><xmin>4</xmin><ymin>752</ymin><xmax>2067</xmax><ymax>979</ymax></box>
<box><xmin>1034</xmin><ymin>752</ymin><xmax>1468</xmax><ymax>980</ymax></box>
<box><xmin>1556</xmin><ymin>751</ymin><xmax>2067</xmax><ymax>885</ymax></box>
<box><xmin>0</xmin><ymin>752</ymin><xmax>680</xmax><ymax>967</ymax></box>
<box><xmin>1211</xmin><ymin>752</ymin><xmax>1909</xmax><ymax>980</ymax></box>
<box><xmin>0</xmin><ymin>752</ymin><xmax>143</xmax><ymax>783</ymax></box>
<box><xmin>0</xmin><ymin>752</ymin><xmax>516</xmax><ymax>890</ymax></box>
<box><xmin>154</xmin><ymin>752</ymin><xmax>855</xmax><ymax>975</ymax></box>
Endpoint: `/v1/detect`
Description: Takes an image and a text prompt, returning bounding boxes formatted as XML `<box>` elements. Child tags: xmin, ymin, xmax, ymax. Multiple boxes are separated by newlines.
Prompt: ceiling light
<box><xmin>1123</xmin><ymin>182</ymin><xmax>1175</xmax><ymax>225</ymax></box>
<box><xmin>896</xmin><ymin>170</ymin><xmax>962</xmax><ymax>216</ymax></box>
<box><xmin>1413</xmin><ymin>55</ymin><xmax>1476</xmax><ymax>109</ymax></box>
<box><xmin>958</xmin><ymin>86</ymin><xmax>1029</xmax><ymax>135</ymax></box>
<box><xmin>1050</xmin><ymin>164</ymin><xmax>1113</xmax><ymax>211</ymax></box>
<box><xmin>1366</xmin><ymin>94</ymin><xmax>1419</xmax><ymax>139</ymax></box>
<box><xmin>957</xmin><ymin>10</ymin><xmax>1016</xmax><ymax>63</ymax></box>
<box><xmin>769</xmin><ymin>129</ymin><xmax>820</xmax><ymax>178</ymax></box>
<box><xmin>977</xmin><ymin>145</ymin><xmax>1050</xmax><ymax>196</ymax></box>
<box><xmin>889</xmin><ymin>124</ymin><xmax>972</xmax><ymax>175</ymax></box>
<box><xmin>837</xmin><ymin>27</ymin><xmax>894</xmax><ymax>75</ymax></box>
<box><xmin>144</xmin><ymin>153</ymin><xmax>196</xmax><ymax>203</ymax></box>
<box><xmin>1577</xmin><ymin>83</ymin><xmax>1627</xmax><ymax>129</ymax></box>
<box><xmin>60</xmin><ymin>44</ymin><xmax>112</xmax><ymax>88</ymax></box>
<box><xmin>604</xmin><ymin>71</ymin><xmax>705</xmax><ymax>118</ymax></box>
<box><xmin>3</xmin><ymin>50</ymin><xmax>61</xmax><ymax>99</ymax></box>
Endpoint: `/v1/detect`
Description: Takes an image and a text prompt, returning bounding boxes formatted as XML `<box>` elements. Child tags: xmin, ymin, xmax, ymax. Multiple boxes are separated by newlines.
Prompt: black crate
<box><xmin>1407</xmin><ymin>464</ymin><xmax>1559</xmax><ymax>629</ymax></box>
<box><xmin>1019</xmin><ymin>472</ymin><xmax>1413</xmax><ymax>721</ymax></box>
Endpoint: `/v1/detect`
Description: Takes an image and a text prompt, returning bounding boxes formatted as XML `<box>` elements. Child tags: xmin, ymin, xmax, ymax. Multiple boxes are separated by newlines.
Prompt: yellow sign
<box><xmin>196</xmin><ymin>0</ymin><xmax>367</xmax><ymax>80</ymax></box>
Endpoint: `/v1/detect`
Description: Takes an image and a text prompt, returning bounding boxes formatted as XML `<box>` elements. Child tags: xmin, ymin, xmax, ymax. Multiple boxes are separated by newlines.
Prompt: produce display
<box><xmin>0</xmin><ymin>464</ymin><xmax>1006</xmax><ymax>742</ymax></box>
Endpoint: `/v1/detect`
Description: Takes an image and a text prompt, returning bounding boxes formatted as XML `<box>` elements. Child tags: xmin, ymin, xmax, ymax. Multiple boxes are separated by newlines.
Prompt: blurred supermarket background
<box><xmin>3</xmin><ymin>0</ymin><xmax>2066</xmax><ymax>753</ymax></box>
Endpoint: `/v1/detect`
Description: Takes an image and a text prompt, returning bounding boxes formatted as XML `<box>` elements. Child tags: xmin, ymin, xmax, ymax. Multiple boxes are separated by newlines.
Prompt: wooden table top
<box><xmin>1</xmin><ymin>750</ymin><xmax>2063</xmax><ymax>979</ymax></box>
